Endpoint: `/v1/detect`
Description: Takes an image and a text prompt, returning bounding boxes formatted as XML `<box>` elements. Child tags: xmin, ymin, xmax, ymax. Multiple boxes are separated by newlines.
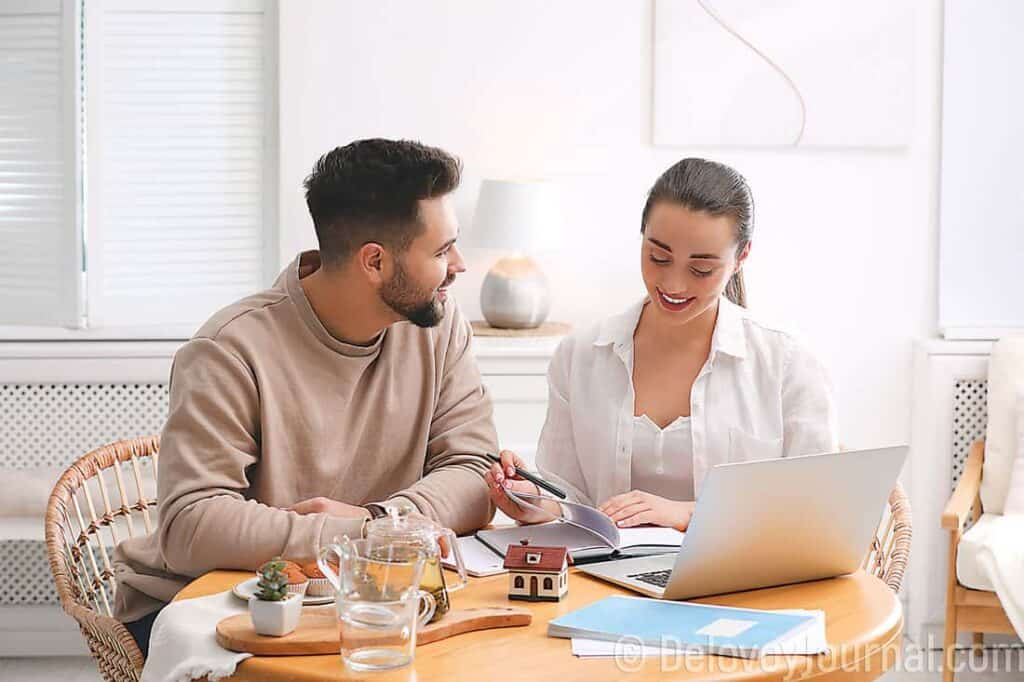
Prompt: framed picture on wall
<box><xmin>653</xmin><ymin>0</ymin><xmax>914</xmax><ymax>148</ymax></box>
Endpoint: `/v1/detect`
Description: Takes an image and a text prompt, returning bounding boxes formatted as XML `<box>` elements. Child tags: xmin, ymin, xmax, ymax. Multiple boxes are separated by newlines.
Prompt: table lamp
<box><xmin>469</xmin><ymin>179</ymin><xmax>563</xmax><ymax>329</ymax></box>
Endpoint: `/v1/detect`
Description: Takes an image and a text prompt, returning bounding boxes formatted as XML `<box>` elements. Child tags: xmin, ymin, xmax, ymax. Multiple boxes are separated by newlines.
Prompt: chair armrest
<box><xmin>942</xmin><ymin>440</ymin><xmax>984</xmax><ymax>531</ymax></box>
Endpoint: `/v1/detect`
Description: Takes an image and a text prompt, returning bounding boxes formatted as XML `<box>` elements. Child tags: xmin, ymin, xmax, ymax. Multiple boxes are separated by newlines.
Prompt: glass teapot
<box><xmin>364</xmin><ymin>502</ymin><xmax>468</xmax><ymax>621</ymax></box>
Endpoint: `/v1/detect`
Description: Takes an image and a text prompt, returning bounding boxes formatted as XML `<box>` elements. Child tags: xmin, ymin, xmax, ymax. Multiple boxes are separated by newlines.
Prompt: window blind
<box><xmin>0</xmin><ymin>0</ymin><xmax>81</xmax><ymax>327</ymax></box>
<box><xmin>84</xmin><ymin>0</ymin><xmax>276</xmax><ymax>330</ymax></box>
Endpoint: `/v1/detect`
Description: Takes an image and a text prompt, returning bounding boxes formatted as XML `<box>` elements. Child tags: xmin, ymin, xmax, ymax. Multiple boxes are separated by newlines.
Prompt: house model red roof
<box><xmin>503</xmin><ymin>543</ymin><xmax>568</xmax><ymax>572</ymax></box>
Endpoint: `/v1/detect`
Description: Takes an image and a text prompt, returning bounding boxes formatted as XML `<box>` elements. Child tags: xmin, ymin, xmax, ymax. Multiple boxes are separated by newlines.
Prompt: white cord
<box><xmin>696</xmin><ymin>0</ymin><xmax>807</xmax><ymax>146</ymax></box>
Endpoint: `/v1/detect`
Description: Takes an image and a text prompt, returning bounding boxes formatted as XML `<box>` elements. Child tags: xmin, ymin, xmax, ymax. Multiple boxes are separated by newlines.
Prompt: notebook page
<box><xmin>476</xmin><ymin>522</ymin><xmax>610</xmax><ymax>556</ymax></box>
<box><xmin>617</xmin><ymin>526</ymin><xmax>685</xmax><ymax>549</ymax></box>
<box><xmin>506</xmin><ymin>489</ymin><xmax>620</xmax><ymax>547</ymax></box>
<box><xmin>441</xmin><ymin>535</ymin><xmax>506</xmax><ymax>577</ymax></box>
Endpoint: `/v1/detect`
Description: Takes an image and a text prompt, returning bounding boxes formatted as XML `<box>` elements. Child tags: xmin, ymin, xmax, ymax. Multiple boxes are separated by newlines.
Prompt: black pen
<box><xmin>484</xmin><ymin>453</ymin><xmax>567</xmax><ymax>499</ymax></box>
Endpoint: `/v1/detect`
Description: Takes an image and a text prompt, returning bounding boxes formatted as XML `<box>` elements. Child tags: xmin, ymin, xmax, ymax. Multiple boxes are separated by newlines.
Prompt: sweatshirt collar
<box><xmin>284</xmin><ymin>250</ymin><xmax>386</xmax><ymax>358</ymax></box>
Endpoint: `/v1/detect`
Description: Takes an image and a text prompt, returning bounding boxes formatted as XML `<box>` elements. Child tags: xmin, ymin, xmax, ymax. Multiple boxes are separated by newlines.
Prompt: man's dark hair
<box><xmin>303</xmin><ymin>139</ymin><xmax>462</xmax><ymax>268</ymax></box>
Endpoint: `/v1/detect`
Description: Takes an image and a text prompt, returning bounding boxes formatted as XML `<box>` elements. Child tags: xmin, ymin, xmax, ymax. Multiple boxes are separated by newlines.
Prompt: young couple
<box><xmin>111</xmin><ymin>138</ymin><xmax>835</xmax><ymax>654</ymax></box>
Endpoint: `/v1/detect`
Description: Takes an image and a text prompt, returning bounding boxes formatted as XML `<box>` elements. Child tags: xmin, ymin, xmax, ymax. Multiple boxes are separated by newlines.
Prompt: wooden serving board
<box><xmin>216</xmin><ymin>606</ymin><xmax>532</xmax><ymax>656</ymax></box>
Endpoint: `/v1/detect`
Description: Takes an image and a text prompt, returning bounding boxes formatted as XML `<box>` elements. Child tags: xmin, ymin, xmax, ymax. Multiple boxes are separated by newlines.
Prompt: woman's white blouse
<box><xmin>629</xmin><ymin>415</ymin><xmax>695</xmax><ymax>501</ymax></box>
<box><xmin>535</xmin><ymin>297</ymin><xmax>839</xmax><ymax>507</ymax></box>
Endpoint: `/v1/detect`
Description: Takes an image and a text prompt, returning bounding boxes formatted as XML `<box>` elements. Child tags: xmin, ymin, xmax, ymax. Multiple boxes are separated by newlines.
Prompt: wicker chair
<box><xmin>45</xmin><ymin>436</ymin><xmax>160</xmax><ymax>682</ymax></box>
<box><xmin>862</xmin><ymin>480</ymin><xmax>913</xmax><ymax>594</ymax></box>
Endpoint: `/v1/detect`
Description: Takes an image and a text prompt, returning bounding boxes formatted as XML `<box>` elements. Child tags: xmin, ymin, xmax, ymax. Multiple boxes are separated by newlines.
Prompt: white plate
<box><xmin>232</xmin><ymin>576</ymin><xmax>335</xmax><ymax>606</ymax></box>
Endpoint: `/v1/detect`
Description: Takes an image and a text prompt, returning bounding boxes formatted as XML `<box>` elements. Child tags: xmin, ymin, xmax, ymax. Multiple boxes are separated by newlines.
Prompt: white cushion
<box><xmin>983</xmin><ymin>336</ymin><xmax>1024</xmax><ymax>515</ymax></box>
<box><xmin>956</xmin><ymin>513</ymin><xmax>1007</xmax><ymax>591</ymax></box>
<box><xmin>1006</xmin><ymin>392</ymin><xmax>1024</xmax><ymax>516</ymax></box>
<box><xmin>0</xmin><ymin>466</ymin><xmax>65</xmax><ymax>517</ymax></box>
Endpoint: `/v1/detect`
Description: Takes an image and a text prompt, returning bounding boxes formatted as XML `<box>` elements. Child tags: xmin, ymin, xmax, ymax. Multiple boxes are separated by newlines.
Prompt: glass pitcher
<box><xmin>317</xmin><ymin>536</ymin><xmax>436</xmax><ymax>671</ymax></box>
<box><xmin>364</xmin><ymin>502</ymin><xmax>468</xmax><ymax>621</ymax></box>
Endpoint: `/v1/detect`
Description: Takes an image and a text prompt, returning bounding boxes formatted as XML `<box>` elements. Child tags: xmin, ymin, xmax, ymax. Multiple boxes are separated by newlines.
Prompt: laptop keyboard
<box><xmin>627</xmin><ymin>569</ymin><xmax>672</xmax><ymax>588</ymax></box>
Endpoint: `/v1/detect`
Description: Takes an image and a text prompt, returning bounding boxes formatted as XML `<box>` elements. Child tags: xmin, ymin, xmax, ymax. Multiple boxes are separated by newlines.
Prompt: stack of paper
<box><xmin>549</xmin><ymin>596</ymin><xmax>828</xmax><ymax>659</ymax></box>
<box><xmin>441</xmin><ymin>535</ymin><xmax>506</xmax><ymax>577</ymax></box>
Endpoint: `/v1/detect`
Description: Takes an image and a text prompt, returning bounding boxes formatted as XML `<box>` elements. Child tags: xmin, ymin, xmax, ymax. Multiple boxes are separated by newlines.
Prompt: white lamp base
<box><xmin>480</xmin><ymin>255</ymin><xmax>551</xmax><ymax>329</ymax></box>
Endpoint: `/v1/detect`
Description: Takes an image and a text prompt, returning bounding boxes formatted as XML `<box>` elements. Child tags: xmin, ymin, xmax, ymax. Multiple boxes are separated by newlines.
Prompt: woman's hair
<box><xmin>640</xmin><ymin>158</ymin><xmax>753</xmax><ymax>307</ymax></box>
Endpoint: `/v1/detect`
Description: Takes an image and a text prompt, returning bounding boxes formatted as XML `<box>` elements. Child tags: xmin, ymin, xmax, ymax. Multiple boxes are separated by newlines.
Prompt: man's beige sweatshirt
<box><xmin>112</xmin><ymin>252</ymin><xmax>498</xmax><ymax>622</ymax></box>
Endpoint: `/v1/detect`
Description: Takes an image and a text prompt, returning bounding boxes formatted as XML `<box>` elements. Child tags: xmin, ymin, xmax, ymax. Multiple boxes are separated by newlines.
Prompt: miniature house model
<box><xmin>503</xmin><ymin>541</ymin><xmax>568</xmax><ymax>602</ymax></box>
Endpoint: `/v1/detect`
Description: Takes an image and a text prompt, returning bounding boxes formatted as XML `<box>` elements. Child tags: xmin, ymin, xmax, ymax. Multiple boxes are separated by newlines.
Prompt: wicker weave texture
<box><xmin>862</xmin><ymin>480</ymin><xmax>913</xmax><ymax>593</ymax></box>
<box><xmin>45</xmin><ymin>436</ymin><xmax>160</xmax><ymax>682</ymax></box>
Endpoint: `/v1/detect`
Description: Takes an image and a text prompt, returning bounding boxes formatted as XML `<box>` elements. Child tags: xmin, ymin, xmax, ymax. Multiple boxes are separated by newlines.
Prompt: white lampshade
<box><xmin>467</xmin><ymin>179</ymin><xmax>563</xmax><ymax>253</ymax></box>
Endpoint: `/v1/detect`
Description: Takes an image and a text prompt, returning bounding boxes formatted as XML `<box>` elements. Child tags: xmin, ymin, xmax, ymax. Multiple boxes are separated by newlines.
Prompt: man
<box><xmin>112</xmin><ymin>139</ymin><xmax>498</xmax><ymax>652</ymax></box>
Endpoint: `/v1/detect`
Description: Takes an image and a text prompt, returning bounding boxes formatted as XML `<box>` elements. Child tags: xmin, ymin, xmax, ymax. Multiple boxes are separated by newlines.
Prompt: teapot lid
<box><xmin>365</xmin><ymin>500</ymin><xmax>439</xmax><ymax>540</ymax></box>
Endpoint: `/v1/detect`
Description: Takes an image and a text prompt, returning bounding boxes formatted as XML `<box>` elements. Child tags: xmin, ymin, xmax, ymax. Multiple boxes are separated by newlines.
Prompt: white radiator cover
<box><xmin>0</xmin><ymin>383</ymin><xmax>168</xmax><ymax>470</ymax></box>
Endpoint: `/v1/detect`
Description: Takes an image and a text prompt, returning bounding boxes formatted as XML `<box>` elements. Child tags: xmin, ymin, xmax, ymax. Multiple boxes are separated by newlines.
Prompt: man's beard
<box><xmin>380</xmin><ymin>258</ymin><xmax>450</xmax><ymax>328</ymax></box>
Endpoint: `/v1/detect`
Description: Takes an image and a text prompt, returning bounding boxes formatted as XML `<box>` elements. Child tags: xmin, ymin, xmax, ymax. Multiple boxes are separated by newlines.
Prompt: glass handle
<box><xmin>317</xmin><ymin>544</ymin><xmax>343</xmax><ymax>593</ymax></box>
<box><xmin>442</xmin><ymin>528</ymin><xmax>468</xmax><ymax>591</ymax></box>
<box><xmin>416</xmin><ymin>589</ymin><xmax>437</xmax><ymax>627</ymax></box>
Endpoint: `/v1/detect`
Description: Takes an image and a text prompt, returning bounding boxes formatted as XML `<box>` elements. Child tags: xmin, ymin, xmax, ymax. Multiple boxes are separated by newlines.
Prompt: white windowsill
<box><xmin>940</xmin><ymin>326</ymin><xmax>1024</xmax><ymax>341</ymax></box>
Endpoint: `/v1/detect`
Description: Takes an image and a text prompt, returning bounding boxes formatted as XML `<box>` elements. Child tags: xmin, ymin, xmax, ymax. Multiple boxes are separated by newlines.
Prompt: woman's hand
<box><xmin>484</xmin><ymin>450</ymin><xmax>561</xmax><ymax>524</ymax></box>
<box><xmin>598</xmin><ymin>491</ymin><xmax>695</xmax><ymax>531</ymax></box>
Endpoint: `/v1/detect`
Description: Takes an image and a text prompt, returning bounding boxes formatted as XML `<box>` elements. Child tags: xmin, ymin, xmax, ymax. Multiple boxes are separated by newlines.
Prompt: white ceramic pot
<box><xmin>249</xmin><ymin>593</ymin><xmax>303</xmax><ymax>637</ymax></box>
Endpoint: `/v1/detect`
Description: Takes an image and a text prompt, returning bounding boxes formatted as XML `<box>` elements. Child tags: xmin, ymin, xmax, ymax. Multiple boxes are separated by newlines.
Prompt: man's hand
<box><xmin>286</xmin><ymin>497</ymin><xmax>371</xmax><ymax>519</ymax></box>
<box><xmin>598</xmin><ymin>491</ymin><xmax>695</xmax><ymax>532</ymax></box>
<box><xmin>288</xmin><ymin>499</ymin><xmax>451</xmax><ymax>557</ymax></box>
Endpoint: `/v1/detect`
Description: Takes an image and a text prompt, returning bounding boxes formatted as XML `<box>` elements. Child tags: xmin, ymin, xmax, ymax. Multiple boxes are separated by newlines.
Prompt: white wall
<box><xmin>277</xmin><ymin>0</ymin><xmax>943</xmax><ymax>451</ymax></box>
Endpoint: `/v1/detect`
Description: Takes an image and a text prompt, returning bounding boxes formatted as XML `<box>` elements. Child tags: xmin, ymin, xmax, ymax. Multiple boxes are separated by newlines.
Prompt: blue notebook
<box><xmin>548</xmin><ymin>595</ymin><xmax>818</xmax><ymax>659</ymax></box>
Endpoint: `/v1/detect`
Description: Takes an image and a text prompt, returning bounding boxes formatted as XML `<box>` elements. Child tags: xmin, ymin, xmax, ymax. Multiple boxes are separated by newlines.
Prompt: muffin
<box><xmin>258</xmin><ymin>559</ymin><xmax>308</xmax><ymax>597</ymax></box>
<box><xmin>301</xmin><ymin>560</ymin><xmax>336</xmax><ymax>597</ymax></box>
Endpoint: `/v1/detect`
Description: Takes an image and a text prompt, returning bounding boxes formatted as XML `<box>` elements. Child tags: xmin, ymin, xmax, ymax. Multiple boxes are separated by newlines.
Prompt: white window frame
<box><xmin>0</xmin><ymin>0</ymin><xmax>279</xmax><ymax>341</ymax></box>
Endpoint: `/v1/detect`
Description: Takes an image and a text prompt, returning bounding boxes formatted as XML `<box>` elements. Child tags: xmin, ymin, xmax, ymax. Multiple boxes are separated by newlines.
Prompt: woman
<box><xmin>485</xmin><ymin>158</ymin><xmax>837</xmax><ymax>531</ymax></box>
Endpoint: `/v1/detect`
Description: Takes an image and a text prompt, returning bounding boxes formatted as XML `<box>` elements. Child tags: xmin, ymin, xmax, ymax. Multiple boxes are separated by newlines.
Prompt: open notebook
<box><xmin>475</xmin><ymin>490</ymin><xmax>684</xmax><ymax>563</ymax></box>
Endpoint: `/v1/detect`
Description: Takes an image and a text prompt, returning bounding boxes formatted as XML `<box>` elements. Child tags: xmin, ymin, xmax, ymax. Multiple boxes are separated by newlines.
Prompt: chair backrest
<box><xmin>45</xmin><ymin>436</ymin><xmax>160</xmax><ymax>682</ymax></box>
<box><xmin>983</xmin><ymin>335</ymin><xmax>1024</xmax><ymax>514</ymax></box>
<box><xmin>862</xmin><ymin>480</ymin><xmax>913</xmax><ymax>593</ymax></box>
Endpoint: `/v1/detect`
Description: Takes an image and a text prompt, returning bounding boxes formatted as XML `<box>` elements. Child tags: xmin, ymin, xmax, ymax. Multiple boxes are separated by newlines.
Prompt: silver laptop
<box><xmin>578</xmin><ymin>445</ymin><xmax>907</xmax><ymax>599</ymax></box>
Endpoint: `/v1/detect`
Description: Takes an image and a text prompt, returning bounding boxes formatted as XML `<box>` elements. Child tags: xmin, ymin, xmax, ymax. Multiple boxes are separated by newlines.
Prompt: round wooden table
<box><xmin>177</xmin><ymin>568</ymin><xmax>902</xmax><ymax>681</ymax></box>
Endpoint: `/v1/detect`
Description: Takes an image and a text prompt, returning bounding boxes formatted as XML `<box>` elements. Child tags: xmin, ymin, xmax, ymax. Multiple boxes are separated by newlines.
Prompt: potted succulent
<box><xmin>249</xmin><ymin>557</ymin><xmax>303</xmax><ymax>636</ymax></box>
